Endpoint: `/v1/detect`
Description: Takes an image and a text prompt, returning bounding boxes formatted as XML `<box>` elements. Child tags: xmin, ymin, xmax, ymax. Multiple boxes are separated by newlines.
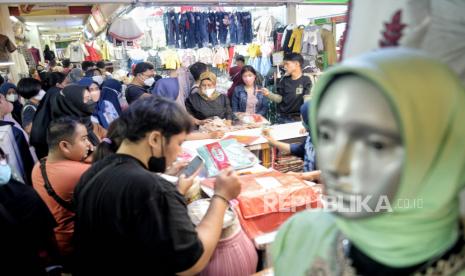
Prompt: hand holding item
<box><xmin>262</xmin><ymin>128</ymin><xmax>276</xmax><ymax>144</ymax></box>
<box><xmin>177</xmin><ymin>165</ymin><xmax>202</xmax><ymax>195</ymax></box>
<box><xmin>257</xmin><ymin>87</ymin><xmax>270</xmax><ymax>97</ymax></box>
<box><xmin>214</xmin><ymin>167</ymin><xmax>242</xmax><ymax>201</ymax></box>
<box><xmin>166</xmin><ymin>160</ymin><xmax>189</xmax><ymax>176</ymax></box>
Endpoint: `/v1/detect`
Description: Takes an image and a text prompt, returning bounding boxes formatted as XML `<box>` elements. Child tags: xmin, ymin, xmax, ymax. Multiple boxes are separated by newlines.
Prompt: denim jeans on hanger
<box><xmin>200</xmin><ymin>13</ymin><xmax>209</xmax><ymax>47</ymax></box>
<box><xmin>195</xmin><ymin>12</ymin><xmax>203</xmax><ymax>48</ymax></box>
<box><xmin>218</xmin><ymin>12</ymin><xmax>229</xmax><ymax>45</ymax></box>
<box><xmin>187</xmin><ymin>12</ymin><xmax>197</xmax><ymax>48</ymax></box>
<box><xmin>179</xmin><ymin>13</ymin><xmax>189</xmax><ymax>49</ymax></box>
<box><xmin>167</xmin><ymin>11</ymin><xmax>180</xmax><ymax>47</ymax></box>
<box><xmin>163</xmin><ymin>13</ymin><xmax>170</xmax><ymax>46</ymax></box>
<box><xmin>229</xmin><ymin>13</ymin><xmax>238</xmax><ymax>44</ymax></box>
<box><xmin>242</xmin><ymin>12</ymin><xmax>253</xmax><ymax>44</ymax></box>
<box><xmin>236</xmin><ymin>12</ymin><xmax>244</xmax><ymax>44</ymax></box>
<box><xmin>208</xmin><ymin>13</ymin><xmax>218</xmax><ymax>46</ymax></box>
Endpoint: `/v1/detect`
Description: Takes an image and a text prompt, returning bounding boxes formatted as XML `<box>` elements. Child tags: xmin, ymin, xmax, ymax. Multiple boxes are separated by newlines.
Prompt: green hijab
<box><xmin>307</xmin><ymin>48</ymin><xmax>465</xmax><ymax>267</ymax></box>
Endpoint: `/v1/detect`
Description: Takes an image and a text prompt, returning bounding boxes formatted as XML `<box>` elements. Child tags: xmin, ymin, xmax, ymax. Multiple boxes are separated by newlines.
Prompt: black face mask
<box><xmin>148</xmin><ymin>136</ymin><xmax>166</xmax><ymax>173</ymax></box>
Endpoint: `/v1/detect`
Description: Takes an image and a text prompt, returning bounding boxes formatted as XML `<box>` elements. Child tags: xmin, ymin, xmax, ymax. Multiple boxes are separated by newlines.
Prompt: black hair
<box><xmin>235</xmin><ymin>55</ymin><xmax>245</xmax><ymax>63</ymax></box>
<box><xmin>0</xmin><ymin>147</ymin><xmax>5</xmax><ymax>160</ymax></box>
<box><xmin>240</xmin><ymin>65</ymin><xmax>257</xmax><ymax>77</ymax></box>
<box><xmin>119</xmin><ymin>96</ymin><xmax>192</xmax><ymax>143</ymax></box>
<box><xmin>62</xmin><ymin>59</ymin><xmax>71</xmax><ymax>68</ymax></box>
<box><xmin>96</xmin><ymin>61</ymin><xmax>106</xmax><ymax>69</ymax></box>
<box><xmin>44</xmin><ymin>45</ymin><xmax>50</xmax><ymax>51</ymax></box>
<box><xmin>189</xmin><ymin>62</ymin><xmax>208</xmax><ymax>81</ymax></box>
<box><xmin>17</xmin><ymin>78</ymin><xmax>42</xmax><ymax>99</ymax></box>
<box><xmin>47</xmin><ymin>117</ymin><xmax>83</xmax><ymax>150</ymax></box>
<box><xmin>284</xmin><ymin>53</ymin><xmax>304</xmax><ymax>67</ymax></box>
<box><xmin>0</xmin><ymin>75</ymin><xmax>4</xmax><ymax>86</ymax></box>
<box><xmin>133</xmin><ymin>62</ymin><xmax>154</xmax><ymax>76</ymax></box>
<box><xmin>49</xmin><ymin>60</ymin><xmax>57</xmax><ymax>67</ymax></box>
<box><xmin>48</xmin><ymin>72</ymin><xmax>66</xmax><ymax>87</ymax></box>
<box><xmin>81</xmin><ymin>61</ymin><xmax>95</xmax><ymax>72</ymax></box>
<box><xmin>85</xmin><ymin>69</ymin><xmax>101</xmax><ymax>77</ymax></box>
<box><xmin>92</xmin><ymin>118</ymin><xmax>124</xmax><ymax>163</ymax></box>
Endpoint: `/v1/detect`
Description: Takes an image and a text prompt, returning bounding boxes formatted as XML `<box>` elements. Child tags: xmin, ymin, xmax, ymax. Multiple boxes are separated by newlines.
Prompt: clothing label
<box><xmin>206</xmin><ymin>142</ymin><xmax>231</xmax><ymax>170</ymax></box>
<box><xmin>296</xmin><ymin>85</ymin><xmax>304</xmax><ymax>95</ymax></box>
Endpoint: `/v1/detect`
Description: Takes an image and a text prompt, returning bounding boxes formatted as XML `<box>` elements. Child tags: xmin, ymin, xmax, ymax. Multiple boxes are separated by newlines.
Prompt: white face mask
<box><xmin>144</xmin><ymin>77</ymin><xmax>155</xmax><ymax>87</ymax></box>
<box><xmin>6</xmin><ymin>94</ymin><xmax>17</xmax><ymax>102</ymax></box>
<box><xmin>33</xmin><ymin>89</ymin><xmax>46</xmax><ymax>101</ymax></box>
<box><xmin>93</xmin><ymin>75</ymin><xmax>104</xmax><ymax>86</ymax></box>
<box><xmin>205</xmin><ymin>88</ymin><xmax>215</xmax><ymax>98</ymax></box>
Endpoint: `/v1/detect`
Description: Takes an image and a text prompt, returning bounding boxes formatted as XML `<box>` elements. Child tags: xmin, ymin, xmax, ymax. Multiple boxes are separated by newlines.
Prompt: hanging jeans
<box><xmin>167</xmin><ymin>11</ymin><xmax>180</xmax><ymax>47</ymax></box>
<box><xmin>163</xmin><ymin>13</ymin><xmax>170</xmax><ymax>46</ymax></box>
<box><xmin>229</xmin><ymin>13</ymin><xmax>238</xmax><ymax>44</ymax></box>
<box><xmin>236</xmin><ymin>12</ymin><xmax>244</xmax><ymax>44</ymax></box>
<box><xmin>242</xmin><ymin>12</ymin><xmax>253</xmax><ymax>44</ymax></box>
<box><xmin>187</xmin><ymin>12</ymin><xmax>197</xmax><ymax>49</ymax></box>
<box><xmin>208</xmin><ymin>13</ymin><xmax>218</xmax><ymax>46</ymax></box>
<box><xmin>200</xmin><ymin>13</ymin><xmax>209</xmax><ymax>47</ymax></box>
<box><xmin>218</xmin><ymin>12</ymin><xmax>229</xmax><ymax>45</ymax></box>
<box><xmin>179</xmin><ymin>13</ymin><xmax>189</xmax><ymax>49</ymax></box>
<box><xmin>195</xmin><ymin>12</ymin><xmax>204</xmax><ymax>48</ymax></box>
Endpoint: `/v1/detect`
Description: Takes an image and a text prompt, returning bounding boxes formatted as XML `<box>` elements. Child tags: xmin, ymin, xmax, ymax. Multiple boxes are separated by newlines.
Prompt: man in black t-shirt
<box><xmin>73</xmin><ymin>97</ymin><xmax>242</xmax><ymax>275</ymax></box>
<box><xmin>125</xmin><ymin>62</ymin><xmax>156</xmax><ymax>104</ymax></box>
<box><xmin>261</xmin><ymin>53</ymin><xmax>312</xmax><ymax>124</ymax></box>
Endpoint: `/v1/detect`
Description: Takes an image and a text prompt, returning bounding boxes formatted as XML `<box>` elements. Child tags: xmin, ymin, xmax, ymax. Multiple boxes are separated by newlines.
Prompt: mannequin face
<box><xmin>317</xmin><ymin>76</ymin><xmax>404</xmax><ymax>219</ymax></box>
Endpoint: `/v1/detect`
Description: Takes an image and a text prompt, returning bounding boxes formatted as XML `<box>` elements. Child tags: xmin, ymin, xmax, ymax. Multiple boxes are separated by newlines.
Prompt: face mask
<box><xmin>144</xmin><ymin>77</ymin><xmax>155</xmax><ymax>87</ymax></box>
<box><xmin>0</xmin><ymin>163</ymin><xmax>11</xmax><ymax>185</ymax></box>
<box><xmin>204</xmin><ymin>88</ymin><xmax>215</xmax><ymax>98</ymax></box>
<box><xmin>93</xmin><ymin>76</ymin><xmax>104</xmax><ymax>86</ymax></box>
<box><xmin>6</xmin><ymin>94</ymin><xmax>17</xmax><ymax>102</ymax></box>
<box><xmin>148</xmin><ymin>136</ymin><xmax>166</xmax><ymax>173</ymax></box>
<box><xmin>33</xmin><ymin>89</ymin><xmax>46</xmax><ymax>101</ymax></box>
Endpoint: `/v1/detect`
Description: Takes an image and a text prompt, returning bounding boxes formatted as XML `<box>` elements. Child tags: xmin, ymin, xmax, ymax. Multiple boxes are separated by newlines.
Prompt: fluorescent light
<box><xmin>9</xmin><ymin>16</ymin><xmax>18</xmax><ymax>23</ymax></box>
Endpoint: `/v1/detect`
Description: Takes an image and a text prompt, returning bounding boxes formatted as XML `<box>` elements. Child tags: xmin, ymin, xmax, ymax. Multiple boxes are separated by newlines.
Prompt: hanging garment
<box><xmin>320</xmin><ymin>28</ymin><xmax>338</xmax><ymax>65</ymax></box>
<box><xmin>28</xmin><ymin>47</ymin><xmax>40</xmax><ymax>65</ymax></box>
<box><xmin>84</xmin><ymin>42</ymin><xmax>102</xmax><ymax>62</ymax></box>
<box><xmin>302</xmin><ymin>26</ymin><xmax>324</xmax><ymax>56</ymax></box>
<box><xmin>282</xmin><ymin>25</ymin><xmax>294</xmax><ymax>53</ymax></box>
<box><xmin>67</xmin><ymin>42</ymin><xmax>87</xmax><ymax>63</ymax></box>
<box><xmin>212</xmin><ymin>47</ymin><xmax>229</xmax><ymax>68</ymax></box>
<box><xmin>197</xmin><ymin>47</ymin><xmax>214</xmax><ymax>64</ymax></box>
<box><xmin>288</xmin><ymin>27</ymin><xmax>305</xmax><ymax>54</ymax></box>
<box><xmin>161</xmin><ymin>49</ymin><xmax>181</xmax><ymax>70</ymax></box>
<box><xmin>0</xmin><ymin>34</ymin><xmax>16</xmax><ymax>62</ymax></box>
<box><xmin>256</xmin><ymin>15</ymin><xmax>276</xmax><ymax>44</ymax></box>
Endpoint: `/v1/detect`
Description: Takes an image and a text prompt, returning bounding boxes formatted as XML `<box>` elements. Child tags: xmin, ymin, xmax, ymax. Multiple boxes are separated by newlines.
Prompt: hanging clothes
<box><xmin>302</xmin><ymin>26</ymin><xmax>323</xmax><ymax>56</ymax></box>
<box><xmin>66</xmin><ymin>42</ymin><xmax>88</xmax><ymax>63</ymax></box>
<box><xmin>0</xmin><ymin>34</ymin><xmax>16</xmax><ymax>62</ymax></box>
<box><xmin>84</xmin><ymin>41</ymin><xmax>102</xmax><ymax>62</ymax></box>
<box><xmin>320</xmin><ymin>28</ymin><xmax>338</xmax><ymax>66</ymax></box>
<box><xmin>282</xmin><ymin>25</ymin><xmax>294</xmax><ymax>53</ymax></box>
<box><xmin>28</xmin><ymin>47</ymin><xmax>40</xmax><ymax>65</ymax></box>
<box><xmin>288</xmin><ymin>27</ymin><xmax>305</xmax><ymax>54</ymax></box>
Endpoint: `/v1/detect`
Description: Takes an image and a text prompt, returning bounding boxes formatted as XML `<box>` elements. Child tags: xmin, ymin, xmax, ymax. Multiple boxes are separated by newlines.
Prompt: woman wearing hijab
<box><xmin>272</xmin><ymin>49</ymin><xmax>465</xmax><ymax>275</ymax></box>
<box><xmin>51</xmin><ymin>85</ymin><xmax>104</xmax><ymax>149</ymax></box>
<box><xmin>0</xmin><ymin>83</ymin><xmax>23</xmax><ymax>126</ymax></box>
<box><xmin>79</xmin><ymin>77</ymin><xmax>118</xmax><ymax>129</ymax></box>
<box><xmin>85</xmin><ymin>69</ymin><xmax>105</xmax><ymax>86</ymax></box>
<box><xmin>101</xmin><ymin>79</ymin><xmax>124</xmax><ymax>115</ymax></box>
<box><xmin>43</xmin><ymin>45</ymin><xmax>55</xmax><ymax>63</ymax></box>
<box><xmin>67</xmin><ymin>68</ymin><xmax>84</xmax><ymax>84</ymax></box>
<box><xmin>185</xmin><ymin>72</ymin><xmax>233</xmax><ymax>123</ymax></box>
<box><xmin>151</xmin><ymin>77</ymin><xmax>179</xmax><ymax>101</ymax></box>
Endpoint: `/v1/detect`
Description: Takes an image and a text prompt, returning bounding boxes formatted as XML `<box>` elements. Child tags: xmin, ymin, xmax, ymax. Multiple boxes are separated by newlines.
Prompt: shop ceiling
<box><xmin>0</xmin><ymin>0</ymin><xmax>334</xmax><ymax>5</ymax></box>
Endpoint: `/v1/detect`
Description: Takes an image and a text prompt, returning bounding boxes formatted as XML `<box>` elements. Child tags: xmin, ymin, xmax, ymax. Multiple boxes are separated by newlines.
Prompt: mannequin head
<box><xmin>317</xmin><ymin>75</ymin><xmax>404</xmax><ymax>218</ymax></box>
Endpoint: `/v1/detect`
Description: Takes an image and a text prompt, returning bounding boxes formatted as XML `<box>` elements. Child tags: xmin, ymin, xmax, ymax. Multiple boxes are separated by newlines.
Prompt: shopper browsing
<box><xmin>259</xmin><ymin>53</ymin><xmax>312</xmax><ymax>124</ymax></box>
<box><xmin>16</xmin><ymin>77</ymin><xmax>45</xmax><ymax>135</ymax></box>
<box><xmin>73</xmin><ymin>96</ymin><xmax>242</xmax><ymax>275</ymax></box>
<box><xmin>232</xmin><ymin>65</ymin><xmax>269</xmax><ymax>116</ymax></box>
<box><xmin>189</xmin><ymin>62</ymin><xmax>209</xmax><ymax>95</ymax></box>
<box><xmin>186</xmin><ymin>71</ymin><xmax>233</xmax><ymax>124</ymax></box>
<box><xmin>227</xmin><ymin>55</ymin><xmax>245</xmax><ymax>99</ymax></box>
<box><xmin>31</xmin><ymin>117</ymin><xmax>92</xmax><ymax>270</ymax></box>
<box><xmin>126</xmin><ymin>62</ymin><xmax>156</xmax><ymax>104</ymax></box>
